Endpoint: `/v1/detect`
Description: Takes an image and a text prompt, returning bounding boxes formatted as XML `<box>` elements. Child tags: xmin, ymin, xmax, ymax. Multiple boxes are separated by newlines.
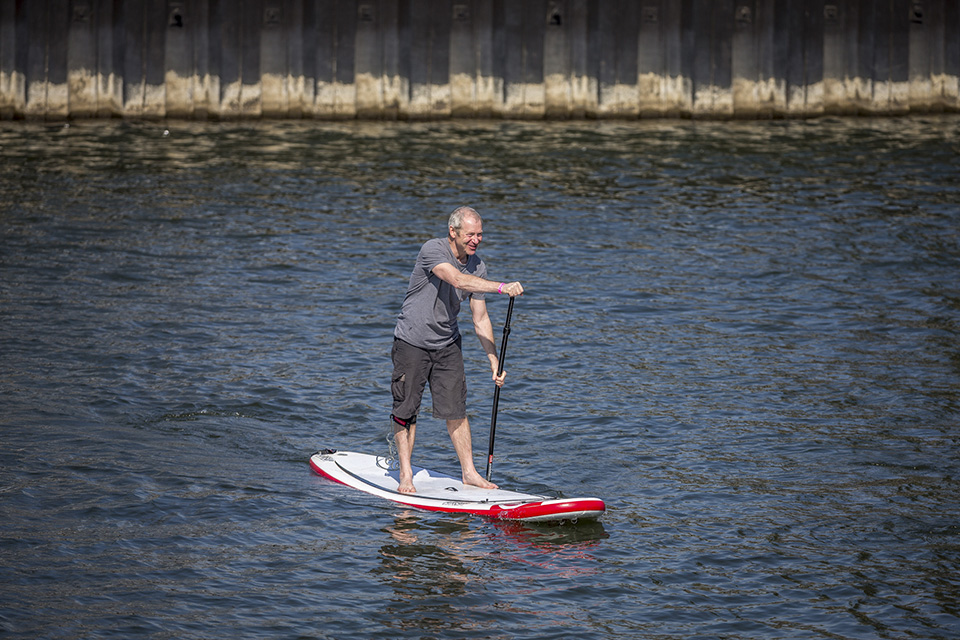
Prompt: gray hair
<box><xmin>448</xmin><ymin>206</ymin><xmax>481</xmax><ymax>231</ymax></box>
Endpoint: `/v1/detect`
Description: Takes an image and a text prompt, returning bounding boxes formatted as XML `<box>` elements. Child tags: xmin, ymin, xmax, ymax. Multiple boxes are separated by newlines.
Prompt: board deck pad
<box><xmin>310</xmin><ymin>450</ymin><xmax>605</xmax><ymax>523</ymax></box>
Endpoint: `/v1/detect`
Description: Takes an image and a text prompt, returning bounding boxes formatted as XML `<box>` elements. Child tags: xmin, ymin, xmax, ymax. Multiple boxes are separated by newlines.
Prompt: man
<box><xmin>390</xmin><ymin>206</ymin><xmax>523</xmax><ymax>493</ymax></box>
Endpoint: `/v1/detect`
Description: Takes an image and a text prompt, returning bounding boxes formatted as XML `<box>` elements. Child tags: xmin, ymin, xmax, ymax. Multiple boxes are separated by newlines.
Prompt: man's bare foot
<box><xmin>398</xmin><ymin>472</ymin><xmax>416</xmax><ymax>493</ymax></box>
<box><xmin>463</xmin><ymin>472</ymin><xmax>498</xmax><ymax>490</ymax></box>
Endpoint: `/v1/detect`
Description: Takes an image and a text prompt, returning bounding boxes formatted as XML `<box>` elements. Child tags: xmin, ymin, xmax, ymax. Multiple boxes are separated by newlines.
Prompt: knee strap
<box><xmin>390</xmin><ymin>414</ymin><xmax>416</xmax><ymax>429</ymax></box>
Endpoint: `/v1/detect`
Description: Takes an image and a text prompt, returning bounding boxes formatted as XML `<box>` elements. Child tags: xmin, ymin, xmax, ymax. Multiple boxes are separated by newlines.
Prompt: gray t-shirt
<box><xmin>394</xmin><ymin>237</ymin><xmax>487</xmax><ymax>350</ymax></box>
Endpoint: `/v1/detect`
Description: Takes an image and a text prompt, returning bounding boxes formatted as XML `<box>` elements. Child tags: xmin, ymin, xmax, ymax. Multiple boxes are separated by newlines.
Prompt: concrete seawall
<box><xmin>1</xmin><ymin>0</ymin><xmax>958</xmax><ymax>120</ymax></box>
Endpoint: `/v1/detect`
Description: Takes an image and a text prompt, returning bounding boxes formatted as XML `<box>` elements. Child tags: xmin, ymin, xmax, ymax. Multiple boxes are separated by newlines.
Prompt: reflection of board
<box><xmin>310</xmin><ymin>450</ymin><xmax>605</xmax><ymax>523</ymax></box>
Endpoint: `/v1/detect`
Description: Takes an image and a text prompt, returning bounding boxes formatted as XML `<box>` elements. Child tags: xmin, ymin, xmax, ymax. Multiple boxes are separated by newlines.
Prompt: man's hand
<box><xmin>499</xmin><ymin>281</ymin><xmax>524</xmax><ymax>297</ymax></box>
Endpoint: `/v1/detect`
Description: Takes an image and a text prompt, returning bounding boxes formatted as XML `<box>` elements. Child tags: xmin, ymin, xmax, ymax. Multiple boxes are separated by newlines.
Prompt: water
<box><xmin>2</xmin><ymin>116</ymin><xmax>959</xmax><ymax>639</ymax></box>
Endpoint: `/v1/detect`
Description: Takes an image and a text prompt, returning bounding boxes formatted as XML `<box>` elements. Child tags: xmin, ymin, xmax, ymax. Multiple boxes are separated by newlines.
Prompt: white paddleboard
<box><xmin>310</xmin><ymin>449</ymin><xmax>605</xmax><ymax>523</ymax></box>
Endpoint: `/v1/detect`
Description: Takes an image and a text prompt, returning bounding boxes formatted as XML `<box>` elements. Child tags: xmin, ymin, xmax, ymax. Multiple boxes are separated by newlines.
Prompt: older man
<box><xmin>390</xmin><ymin>206</ymin><xmax>523</xmax><ymax>493</ymax></box>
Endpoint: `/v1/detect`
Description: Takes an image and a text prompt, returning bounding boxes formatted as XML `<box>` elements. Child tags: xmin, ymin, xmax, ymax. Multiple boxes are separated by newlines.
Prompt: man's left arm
<box><xmin>470</xmin><ymin>297</ymin><xmax>505</xmax><ymax>387</ymax></box>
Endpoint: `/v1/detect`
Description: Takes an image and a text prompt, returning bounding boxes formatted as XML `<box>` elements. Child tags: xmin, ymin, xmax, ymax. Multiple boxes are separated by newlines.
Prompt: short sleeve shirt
<box><xmin>394</xmin><ymin>238</ymin><xmax>487</xmax><ymax>350</ymax></box>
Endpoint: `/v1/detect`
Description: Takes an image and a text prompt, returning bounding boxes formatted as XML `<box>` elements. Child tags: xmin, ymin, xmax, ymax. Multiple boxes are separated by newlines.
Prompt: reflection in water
<box><xmin>490</xmin><ymin>518</ymin><xmax>609</xmax><ymax>548</ymax></box>
<box><xmin>373</xmin><ymin>511</ymin><xmax>608</xmax><ymax>636</ymax></box>
<box><xmin>375</xmin><ymin>513</ymin><xmax>483</xmax><ymax>635</ymax></box>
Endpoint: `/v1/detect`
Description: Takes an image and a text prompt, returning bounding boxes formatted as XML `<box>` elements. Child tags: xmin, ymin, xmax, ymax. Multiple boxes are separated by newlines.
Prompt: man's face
<box><xmin>451</xmin><ymin>216</ymin><xmax>483</xmax><ymax>258</ymax></box>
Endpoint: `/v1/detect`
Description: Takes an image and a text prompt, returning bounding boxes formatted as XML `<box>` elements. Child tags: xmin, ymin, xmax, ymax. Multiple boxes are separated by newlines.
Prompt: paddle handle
<box><xmin>485</xmin><ymin>296</ymin><xmax>515</xmax><ymax>482</ymax></box>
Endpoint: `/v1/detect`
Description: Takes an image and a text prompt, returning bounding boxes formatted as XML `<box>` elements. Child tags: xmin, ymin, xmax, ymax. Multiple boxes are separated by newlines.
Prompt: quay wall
<box><xmin>1</xmin><ymin>0</ymin><xmax>958</xmax><ymax>120</ymax></box>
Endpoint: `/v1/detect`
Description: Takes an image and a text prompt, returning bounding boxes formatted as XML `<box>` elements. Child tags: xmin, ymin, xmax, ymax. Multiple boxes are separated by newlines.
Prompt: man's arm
<box><xmin>432</xmin><ymin>262</ymin><xmax>523</xmax><ymax>297</ymax></box>
<box><xmin>469</xmin><ymin>296</ymin><xmax>505</xmax><ymax>386</ymax></box>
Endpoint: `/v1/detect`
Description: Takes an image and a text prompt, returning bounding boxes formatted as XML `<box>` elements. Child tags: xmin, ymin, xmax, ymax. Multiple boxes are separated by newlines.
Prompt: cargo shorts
<box><xmin>391</xmin><ymin>336</ymin><xmax>467</xmax><ymax>423</ymax></box>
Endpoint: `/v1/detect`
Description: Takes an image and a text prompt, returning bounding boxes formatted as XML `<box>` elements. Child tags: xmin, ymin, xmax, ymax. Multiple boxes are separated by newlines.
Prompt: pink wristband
<box><xmin>498</xmin><ymin>282</ymin><xmax>505</xmax><ymax>294</ymax></box>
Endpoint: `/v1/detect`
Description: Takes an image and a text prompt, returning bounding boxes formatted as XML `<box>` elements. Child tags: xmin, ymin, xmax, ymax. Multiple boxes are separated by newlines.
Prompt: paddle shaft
<box><xmin>485</xmin><ymin>296</ymin><xmax>515</xmax><ymax>481</ymax></box>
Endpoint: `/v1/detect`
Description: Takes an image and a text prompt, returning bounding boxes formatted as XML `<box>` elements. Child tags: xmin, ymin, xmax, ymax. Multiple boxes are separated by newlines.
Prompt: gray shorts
<box><xmin>391</xmin><ymin>337</ymin><xmax>467</xmax><ymax>422</ymax></box>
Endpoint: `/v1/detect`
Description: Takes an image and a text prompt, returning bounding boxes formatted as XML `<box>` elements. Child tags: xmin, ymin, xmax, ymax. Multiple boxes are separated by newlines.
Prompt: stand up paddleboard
<box><xmin>312</xmin><ymin>298</ymin><xmax>605</xmax><ymax>523</ymax></box>
<box><xmin>310</xmin><ymin>449</ymin><xmax>605</xmax><ymax>523</ymax></box>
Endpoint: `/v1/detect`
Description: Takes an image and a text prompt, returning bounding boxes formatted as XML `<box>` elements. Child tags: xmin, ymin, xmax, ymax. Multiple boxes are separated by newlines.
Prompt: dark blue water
<box><xmin>2</xmin><ymin>117</ymin><xmax>959</xmax><ymax>639</ymax></box>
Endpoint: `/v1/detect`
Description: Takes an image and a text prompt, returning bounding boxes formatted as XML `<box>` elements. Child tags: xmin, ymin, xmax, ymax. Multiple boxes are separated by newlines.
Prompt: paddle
<box><xmin>485</xmin><ymin>295</ymin><xmax>515</xmax><ymax>482</ymax></box>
